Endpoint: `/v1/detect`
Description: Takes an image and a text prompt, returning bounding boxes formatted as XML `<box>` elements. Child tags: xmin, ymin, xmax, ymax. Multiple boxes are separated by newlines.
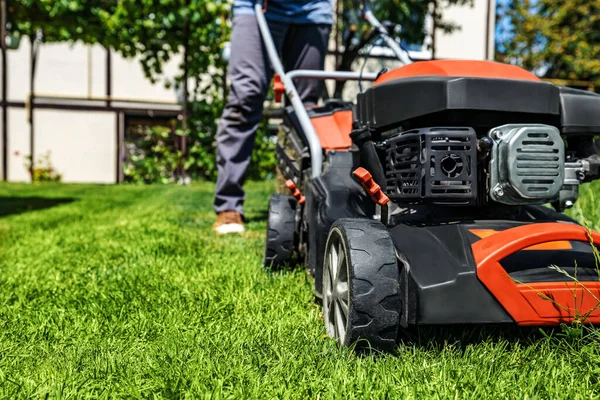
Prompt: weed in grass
<box><xmin>510</xmin><ymin>221</ymin><xmax>600</xmax><ymax>325</ymax></box>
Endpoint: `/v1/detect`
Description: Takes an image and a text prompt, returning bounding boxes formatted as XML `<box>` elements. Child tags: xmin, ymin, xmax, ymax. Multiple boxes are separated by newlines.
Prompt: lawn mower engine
<box><xmin>353</xmin><ymin>66</ymin><xmax>600</xmax><ymax>212</ymax></box>
<box><xmin>264</xmin><ymin>60</ymin><xmax>600</xmax><ymax>352</ymax></box>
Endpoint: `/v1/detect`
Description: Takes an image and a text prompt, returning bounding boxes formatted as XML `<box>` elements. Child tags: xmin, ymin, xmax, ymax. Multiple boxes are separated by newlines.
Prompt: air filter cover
<box><xmin>489</xmin><ymin>124</ymin><xmax>564</xmax><ymax>205</ymax></box>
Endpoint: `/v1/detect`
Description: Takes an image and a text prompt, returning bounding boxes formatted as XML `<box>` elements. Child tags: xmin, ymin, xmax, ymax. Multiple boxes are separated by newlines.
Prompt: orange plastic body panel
<box><xmin>310</xmin><ymin>110</ymin><xmax>353</xmax><ymax>151</ymax></box>
<box><xmin>520</xmin><ymin>283</ymin><xmax>600</xmax><ymax>320</ymax></box>
<box><xmin>374</xmin><ymin>60</ymin><xmax>541</xmax><ymax>86</ymax></box>
<box><xmin>471</xmin><ymin>223</ymin><xmax>600</xmax><ymax>326</ymax></box>
<box><xmin>469</xmin><ymin>229</ymin><xmax>572</xmax><ymax>250</ymax></box>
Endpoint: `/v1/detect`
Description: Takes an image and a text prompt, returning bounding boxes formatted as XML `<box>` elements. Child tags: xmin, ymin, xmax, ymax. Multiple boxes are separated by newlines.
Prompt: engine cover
<box><xmin>489</xmin><ymin>124</ymin><xmax>564</xmax><ymax>205</ymax></box>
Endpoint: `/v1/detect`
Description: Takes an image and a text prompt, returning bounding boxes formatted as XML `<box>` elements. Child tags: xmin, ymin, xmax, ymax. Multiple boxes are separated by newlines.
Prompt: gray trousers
<box><xmin>214</xmin><ymin>15</ymin><xmax>331</xmax><ymax>215</ymax></box>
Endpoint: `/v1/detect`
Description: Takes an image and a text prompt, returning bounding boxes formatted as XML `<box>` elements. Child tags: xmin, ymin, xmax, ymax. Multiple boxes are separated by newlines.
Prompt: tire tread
<box><xmin>264</xmin><ymin>194</ymin><xmax>297</xmax><ymax>268</ymax></box>
<box><xmin>334</xmin><ymin>219</ymin><xmax>401</xmax><ymax>351</ymax></box>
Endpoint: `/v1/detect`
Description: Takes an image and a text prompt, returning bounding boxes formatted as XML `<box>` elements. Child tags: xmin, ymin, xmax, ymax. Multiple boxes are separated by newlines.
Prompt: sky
<box><xmin>495</xmin><ymin>0</ymin><xmax>514</xmax><ymax>52</ymax></box>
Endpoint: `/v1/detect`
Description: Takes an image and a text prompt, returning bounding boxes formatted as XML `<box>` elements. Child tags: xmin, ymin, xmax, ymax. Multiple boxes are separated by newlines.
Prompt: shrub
<box><xmin>124</xmin><ymin>98</ymin><xmax>277</xmax><ymax>184</ymax></box>
<box><xmin>24</xmin><ymin>151</ymin><xmax>62</xmax><ymax>183</ymax></box>
<box><xmin>123</xmin><ymin>125</ymin><xmax>180</xmax><ymax>184</ymax></box>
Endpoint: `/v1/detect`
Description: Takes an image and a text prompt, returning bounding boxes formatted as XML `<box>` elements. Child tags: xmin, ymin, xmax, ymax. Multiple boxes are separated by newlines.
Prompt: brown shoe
<box><xmin>213</xmin><ymin>211</ymin><xmax>245</xmax><ymax>234</ymax></box>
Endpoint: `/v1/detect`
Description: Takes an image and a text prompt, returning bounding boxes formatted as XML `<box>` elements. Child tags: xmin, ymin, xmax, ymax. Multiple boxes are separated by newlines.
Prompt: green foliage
<box><xmin>123</xmin><ymin>125</ymin><xmax>181</xmax><ymax>184</ymax></box>
<box><xmin>10</xmin><ymin>1</ymin><xmax>231</xmax><ymax>86</ymax></box>
<box><xmin>24</xmin><ymin>151</ymin><xmax>62</xmax><ymax>183</ymax></box>
<box><xmin>125</xmin><ymin>103</ymin><xmax>276</xmax><ymax>183</ymax></box>
<box><xmin>101</xmin><ymin>0</ymin><xmax>230</xmax><ymax>85</ymax></box>
<box><xmin>496</xmin><ymin>0</ymin><xmax>600</xmax><ymax>82</ymax></box>
<box><xmin>8</xmin><ymin>0</ymin><xmax>111</xmax><ymax>43</ymax></box>
<box><xmin>9</xmin><ymin>1</ymin><xmax>240</xmax><ymax>182</ymax></box>
<box><xmin>183</xmin><ymin>95</ymin><xmax>225</xmax><ymax>182</ymax></box>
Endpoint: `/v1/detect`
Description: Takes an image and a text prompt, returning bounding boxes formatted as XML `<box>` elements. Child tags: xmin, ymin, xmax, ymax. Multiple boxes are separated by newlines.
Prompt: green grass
<box><xmin>0</xmin><ymin>180</ymin><xmax>599</xmax><ymax>399</ymax></box>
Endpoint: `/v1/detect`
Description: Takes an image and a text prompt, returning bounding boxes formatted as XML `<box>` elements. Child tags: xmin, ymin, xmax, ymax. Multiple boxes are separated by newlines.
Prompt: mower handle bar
<box><xmin>286</xmin><ymin>70</ymin><xmax>378</xmax><ymax>82</ymax></box>
<box><xmin>363</xmin><ymin>5</ymin><xmax>413</xmax><ymax>65</ymax></box>
<box><xmin>255</xmin><ymin>3</ymin><xmax>325</xmax><ymax>178</ymax></box>
<box><xmin>254</xmin><ymin>1</ymin><xmax>410</xmax><ymax>178</ymax></box>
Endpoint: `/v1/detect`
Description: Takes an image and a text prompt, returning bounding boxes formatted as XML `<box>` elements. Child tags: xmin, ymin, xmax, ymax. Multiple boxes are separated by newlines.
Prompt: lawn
<box><xmin>0</xmin><ymin>180</ymin><xmax>599</xmax><ymax>399</ymax></box>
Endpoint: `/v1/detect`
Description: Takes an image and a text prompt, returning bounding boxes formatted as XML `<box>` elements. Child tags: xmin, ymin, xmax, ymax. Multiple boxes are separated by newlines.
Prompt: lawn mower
<box><xmin>258</xmin><ymin>2</ymin><xmax>600</xmax><ymax>351</ymax></box>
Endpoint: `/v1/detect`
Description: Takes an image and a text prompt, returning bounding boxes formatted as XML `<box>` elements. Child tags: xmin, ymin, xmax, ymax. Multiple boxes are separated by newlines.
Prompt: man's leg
<box><xmin>283</xmin><ymin>24</ymin><xmax>331</xmax><ymax>105</ymax></box>
<box><xmin>214</xmin><ymin>16</ymin><xmax>287</xmax><ymax>224</ymax></box>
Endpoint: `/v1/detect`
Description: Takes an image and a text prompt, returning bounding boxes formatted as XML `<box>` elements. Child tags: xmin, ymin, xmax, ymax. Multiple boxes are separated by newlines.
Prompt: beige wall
<box><xmin>34</xmin><ymin>110</ymin><xmax>116</xmax><ymax>183</ymax></box>
<box><xmin>435</xmin><ymin>0</ymin><xmax>496</xmax><ymax>61</ymax></box>
<box><xmin>111</xmin><ymin>51</ymin><xmax>182</xmax><ymax>102</ymax></box>
<box><xmin>35</xmin><ymin>42</ymin><xmax>102</xmax><ymax>99</ymax></box>
<box><xmin>6</xmin><ymin>108</ymin><xmax>116</xmax><ymax>183</ymax></box>
<box><xmin>7</xmin><ymin>108</ymin><xmax>29</xmax><ymax>182</ymax></box>
<box><xmin>1</xmin><ymin>38</ymin><xmax>182</xmax><ymax>183</ymax></box>
<box><xmin>6</xmin><ymin>40</ymin><xmax>183</xmax><ymax>102</ymax></box>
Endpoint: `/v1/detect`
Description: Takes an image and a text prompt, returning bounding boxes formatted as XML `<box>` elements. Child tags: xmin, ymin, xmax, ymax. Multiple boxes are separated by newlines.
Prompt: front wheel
<box><xmin>322</xmin><ymin>219</ymin><xmax>401</xmax><ymax>351</ymax></box>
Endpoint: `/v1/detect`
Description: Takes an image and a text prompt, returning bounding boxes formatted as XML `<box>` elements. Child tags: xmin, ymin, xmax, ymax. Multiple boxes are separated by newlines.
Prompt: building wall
<box><xmin>0</xmin><ymin>38</ymin><xmax>182</xmax><ymax>183</ymax></box>
<box><xmin>434</xmin><ymin>0</ymin><xmax>496</xmax><ymax>61</ymax></box>
<box><xmin>7</xmin><ymin>108</ymin><xmax>30</xmax><ymax>182</ymax></box>
<box><xmin>33</xmin><ymin>110</ymin><xmax>117</xmax><ymax>184</ymax></box>
<box><xmin>111</xmin><ymin>48</ymin><xmax>182</xmax><ymax>102</ymax></box>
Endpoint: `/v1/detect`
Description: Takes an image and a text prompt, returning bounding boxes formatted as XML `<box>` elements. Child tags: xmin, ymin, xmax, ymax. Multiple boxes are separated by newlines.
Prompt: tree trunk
<box><xmin>333</xmin><ymin>30</ymin><xmax>376</xmax><ymax>98</ymax></box>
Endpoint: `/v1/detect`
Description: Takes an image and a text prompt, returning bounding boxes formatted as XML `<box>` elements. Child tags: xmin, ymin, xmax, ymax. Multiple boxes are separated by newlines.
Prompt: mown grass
<box><xmin>0</xmin><ymin>180</ymin><xmax>599</xmax><ymax>399</ymax></box>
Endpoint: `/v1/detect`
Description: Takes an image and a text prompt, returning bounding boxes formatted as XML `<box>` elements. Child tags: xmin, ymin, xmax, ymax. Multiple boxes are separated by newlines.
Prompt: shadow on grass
<box><xmin>0</xmin><ymin>196</ymin><xmax>76</xmax><ymax>218</ymax></box>
<box><xmin>400</xmin><ymin>324</ymin><xmax>569</xmax><ymax>350</ymax></box>
<box><xmin>245</xmin><ymin>209</ymin><xmax>269</xmax><ymax>223</ymax></box>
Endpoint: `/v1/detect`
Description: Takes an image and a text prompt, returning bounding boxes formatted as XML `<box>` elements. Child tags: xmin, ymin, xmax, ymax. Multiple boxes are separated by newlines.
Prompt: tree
<box><xmin>100</xmin><ymin>1</ymin><xmax>230</xmax><ymax>86</ymax></box>
<box><xmin>496</xmin><ymin>0</ymin><xmax>600</xmax><ymax>83</ymax></box>
<box><xmin>99</xmin><ymin>1</ymin><xmax>234</xmax><ymax>181</ymax></box>
<box><xmin>8</xmin><ymin>0</ymin><xmax>235</xmax><ymax>181</ymax></box>
<box><xmin>9</xmin><ymin>0</ymin><xmax>230</xmax><ymax>94</ymax></box>
<box><xmin>8</xmin><ymin>0</ymin><xmax>113</xmax><ymax>43</ymax></box>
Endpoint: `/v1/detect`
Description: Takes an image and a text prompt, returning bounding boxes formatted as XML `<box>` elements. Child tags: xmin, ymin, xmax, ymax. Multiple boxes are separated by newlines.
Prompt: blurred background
<box><xmin>0</xmin><ymin>0</ymin><xmax>598</xmax><ymax>185</ymax></box>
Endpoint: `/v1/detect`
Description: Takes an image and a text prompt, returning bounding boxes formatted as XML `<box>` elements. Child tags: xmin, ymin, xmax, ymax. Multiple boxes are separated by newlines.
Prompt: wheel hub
<box><xmin>323</xmin><ymin>232</ymin><xmax>350</xmax><ymax>344</ymax></box>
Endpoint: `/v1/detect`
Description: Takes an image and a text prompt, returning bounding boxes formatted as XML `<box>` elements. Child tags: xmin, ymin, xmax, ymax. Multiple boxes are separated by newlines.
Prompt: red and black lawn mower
<box><xmin>258</xmin><ymin>2</ymin><xmax>600</xmax><ymax>351</ymax></box>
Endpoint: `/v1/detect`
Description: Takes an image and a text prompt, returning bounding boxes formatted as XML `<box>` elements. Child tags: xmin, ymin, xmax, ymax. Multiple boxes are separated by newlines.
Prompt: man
<box><xmin>213</xmin><ymin>0</ymin><xmax>333</xmax><ymax>234</ymax></box>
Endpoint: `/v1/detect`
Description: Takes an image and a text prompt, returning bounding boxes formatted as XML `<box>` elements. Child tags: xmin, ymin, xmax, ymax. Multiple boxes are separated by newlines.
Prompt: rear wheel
<box><xmin>322</xmin><ymin>218</ymin><xmax>401</xmax><ymax>351</ymax></box>
<box><xmin>263</xmin><ymin>194</ymin><xmax>297</xmax><ymax>269</ymax></box>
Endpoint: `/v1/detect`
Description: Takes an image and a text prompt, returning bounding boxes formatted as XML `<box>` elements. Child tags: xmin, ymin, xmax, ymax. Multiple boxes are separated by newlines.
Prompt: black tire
<box><xmin>322</xmin><ymin>218</ymin><xmax>401</xmax><ymax>351</ymax></box>
<box><xmin>263</xmin><ymin>194</ymin><xmax>297</xmax><ymax>269</ymax></box>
